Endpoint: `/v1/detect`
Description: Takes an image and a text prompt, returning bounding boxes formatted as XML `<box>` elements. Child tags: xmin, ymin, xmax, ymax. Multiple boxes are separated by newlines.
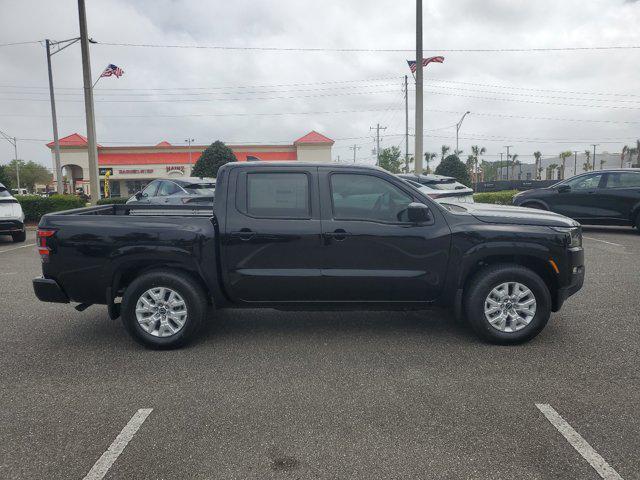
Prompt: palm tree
<box><xmin>583</xmin><ymin>150</ymin><xmax>592</xmax><ymax>171</ymax></box>
<box><xmin>469</xmin><ymin>145</ymin><xmax>486</xmax><ymax>183</ymax></box>
<box><xmin>548</xmin><ymin>163</ymin><xmax>558</xmax><ymax>180</ymax></box>
<box><xmin>628</xmin><ymin>145</ymin><xmax>638</xmax><ymax>168</ymax></box>
<box><xmin>510</xmin><ymin>154</ymin><xmax>519</xmax><ymax>179</ymax></box>
<box><xmin>533</xmin><ymin>151</ymin><xmax>542</xmax><ymax>180</ymax></box>
<box><xmin>558</xmin><ymin>151</ymin><xmax>572</xmax><ymax>180</ymax></box>
<box><xmin>454</xmin><ymin>148</ymin><xmax>464</xmax><ymax>157</ymax></box>
<box><xmin>424</xmin><ymin>152</ymin><xmax>437</xmax><ymax>174</ymax></box>
<box><xmin>600</xmin><ymin>158</ymin><xmax>607</xmax><ymax>169</ymax></box>
<box><xmin>621</xmin><ymin>145</ymin><xmax>629</xmax><ymax>168</ymax></box>
<box><xmin>441</xmin><ymin>145</ymin><xmax>450</xmax><ymax>160</ymax></box>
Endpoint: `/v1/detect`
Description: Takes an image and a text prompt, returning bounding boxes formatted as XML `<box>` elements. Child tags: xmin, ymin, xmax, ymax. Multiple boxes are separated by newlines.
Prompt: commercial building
<box><xmin>47</xmin><ymin>131</ymin><xmax>334</xmax><ymax>197</ymax></box>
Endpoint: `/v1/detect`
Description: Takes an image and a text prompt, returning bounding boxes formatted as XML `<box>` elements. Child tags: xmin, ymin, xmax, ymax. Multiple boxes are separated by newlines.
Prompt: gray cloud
<box><xmin>1</xmin><ymin>0</ymin><xmax>639</xmax><ymax>170</ymax></box>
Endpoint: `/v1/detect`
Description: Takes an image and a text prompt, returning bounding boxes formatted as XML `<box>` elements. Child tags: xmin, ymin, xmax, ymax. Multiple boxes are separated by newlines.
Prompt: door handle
<box><xmin>231</xmin><ymin>228</ymin><xmax>255</xmax><ymax>241</ymax></box>
<box><xmin>324</xmin><ymin>228</ymin><xmax>351</xmax><ymax>241</ymax></box>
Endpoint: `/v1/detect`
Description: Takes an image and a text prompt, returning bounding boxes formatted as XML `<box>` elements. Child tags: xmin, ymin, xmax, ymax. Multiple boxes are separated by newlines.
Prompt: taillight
<box><xmin>37</xmin><ymin>228</ymin><xmax>56</xmax><ymax>261</ymax></box>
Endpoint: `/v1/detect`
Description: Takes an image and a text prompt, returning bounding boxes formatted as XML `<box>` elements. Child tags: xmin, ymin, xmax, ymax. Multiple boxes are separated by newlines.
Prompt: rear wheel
<box><xmin>11</xmin><ymin>230</ymin><xmax>26</xmax><ymax>243</ymax></box>
<box><xmin>463</xmin><ymin>264</ymin><xmax>551</xmax><ymax>344</ymax></box>
<box><xmin>121</xmin><ymin>270</ymin><xmax>207</xmax><ymax>349</ymax></box>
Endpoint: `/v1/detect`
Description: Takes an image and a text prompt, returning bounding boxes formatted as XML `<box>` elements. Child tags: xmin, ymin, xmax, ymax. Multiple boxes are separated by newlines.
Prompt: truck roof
<box><xmin>224</xmin><ymin>162</ymin><xmax>383</xmax><ymax>171</ymax></box>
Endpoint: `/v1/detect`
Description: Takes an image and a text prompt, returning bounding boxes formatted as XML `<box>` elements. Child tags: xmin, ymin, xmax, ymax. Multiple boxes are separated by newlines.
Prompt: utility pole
<box><xmin>456</xmin><ymin>111</ymin><xmax>471</xmax><ymax>153</ymax></box>
<box><xmin>78</xmin><ymin>0</ymin><xmax>99</xmax><ymax>203</ymax></box>
<box><xmin>591</xmin><ymin>144</ymin><xmax>598</xmax><ymax>170</ymax></box>
<box><xmin>185</xmin><ymin>138</ymin><xmax>194</xmax><ymax>164</ymax></box>
<box><xmin>0</xmin><ymin>131</ymin><xmax>19</xmax><ymax>192</ymax></box>
<box><xmin>404</xmin><ymin>75</ymin><xmax>409</xmax><ymax>173</ymax></box>
<box><xmin>370</xmin><ymin>123</ymin><xmax>387</xmax><ymax>166</ymax></box>
<box><xmin>573</xmin><ymin>151</ymin><xmax>578</xmax><ymax>178</ymax></box>
<box><xmin>499</xmin><ymin>152</ymin><xmax>504</xmax><ymax>180</ymax></box>
<box><xmin>504</xmin><ymin>145</ymin><xmax>513</xmax><ymax>180</ymax></box>
<box><xmin>349</xmin><ymin>144</ymin><xmax>361</xmax><ymax>163</ymax></box>
<box><xmin>414</xmin><ymin>0</ymin><xmax>423</xmax><ymax>175</ymax></box>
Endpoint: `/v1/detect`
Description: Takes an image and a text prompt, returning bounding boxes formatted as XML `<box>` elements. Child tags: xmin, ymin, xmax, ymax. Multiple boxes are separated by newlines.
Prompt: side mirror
<box><xmin>134</xmin><ymin>191</ymin><xmax>144</xmax><ymax>200</ymax></box>
<box><xmin>407</xmin><ymin>202</ymin><xmax>431</xmax><ymax>223</ymax></box>
<box><xmin>558</xmin><ymin>185</ymin><xmax>571</xmax><ymax>193</ymax></box>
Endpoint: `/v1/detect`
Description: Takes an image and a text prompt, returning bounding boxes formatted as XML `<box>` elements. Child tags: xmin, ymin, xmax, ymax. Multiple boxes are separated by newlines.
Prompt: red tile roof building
<box><xmin>47</xmin><ymin>131</ymin><xmax>333</xmax><ymax>197</ymax></box>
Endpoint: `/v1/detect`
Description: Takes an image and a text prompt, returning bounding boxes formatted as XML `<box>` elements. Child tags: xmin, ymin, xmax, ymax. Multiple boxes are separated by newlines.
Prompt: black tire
<box><xmin>634</xmin><ymin>212</ymin><xmax>640</xmax><ymax>232</ymax></box>
<box><xmin>121</xmin><ymin>269</ymin><xmax>207</xmax><ymax>349</ymax></box>
<box><xmin>463</xmin><ymin>264</ymin><xmax>551</xmax><ymax>345</ymax></box>
<box><xmin>11</xmin><ymin>230</ymin><xmax>26</xmax><ymax>243</ymax></box>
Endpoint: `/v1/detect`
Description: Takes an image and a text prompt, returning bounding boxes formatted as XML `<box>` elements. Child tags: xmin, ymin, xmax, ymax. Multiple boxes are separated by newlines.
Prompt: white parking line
<box><xmin>582</xmin><ymin>236</ymin><xmax>623</xmax><ymax>247</ymax></box>
<box><xmin>536</xmin><ymin>404</ymin><xmax>623</xmax><ymax>480</ymax></box>
<box><xmin>0</xmin><ymin>243</ymin><xmax>36</xmax><ymax>254</ymax></box>
<box><xmin>83</xmin><ymin>408</ymin><xmax>153</xmax><ymax>480</ymax></box>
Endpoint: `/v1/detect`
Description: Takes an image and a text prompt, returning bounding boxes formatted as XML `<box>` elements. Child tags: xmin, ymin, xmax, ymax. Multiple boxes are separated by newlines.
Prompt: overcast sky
<box><xmin>1</xmin><ymin>0</ymin><xmax>639</xmax><ymax>170</ymax></box>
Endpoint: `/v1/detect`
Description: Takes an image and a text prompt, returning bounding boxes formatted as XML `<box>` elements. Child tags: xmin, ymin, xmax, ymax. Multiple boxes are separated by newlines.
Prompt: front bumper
<box><xmin>553</xmin><ymin>247</ymin><xmax>585</xmax><ymax>311</ymax></box>
<box><xmin>0</xmin><ymin>219</ymin><xmax>24</xmax><ymax>234</ymax></box>
<box><xmin>33</xmin><ymin>277</ymin><xmax>69</xmax><ymax>303</ymax></box>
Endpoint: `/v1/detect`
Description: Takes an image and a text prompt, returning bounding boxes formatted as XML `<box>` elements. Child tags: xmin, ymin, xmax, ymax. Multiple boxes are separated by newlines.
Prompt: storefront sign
<box><xmin>117</xmin><ymin>169</ymin><xmax>154</xmax><ymax>175</ymax></box>
<box><xmin>99</xmin><ymin>167</ymin><xmax>113</xmax><ymax>175</ymax></box>
<box><xmin>166</xmin><ymin>165</ymin><xmax>185</xmax><ymax>173</ymax></box>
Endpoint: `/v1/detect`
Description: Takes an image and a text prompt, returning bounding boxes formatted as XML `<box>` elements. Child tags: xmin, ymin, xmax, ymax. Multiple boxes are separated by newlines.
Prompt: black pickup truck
<box><xmin>33</xmin><ymin>163</ymin><xmax>584</xmax><ymax>348</ymax></box>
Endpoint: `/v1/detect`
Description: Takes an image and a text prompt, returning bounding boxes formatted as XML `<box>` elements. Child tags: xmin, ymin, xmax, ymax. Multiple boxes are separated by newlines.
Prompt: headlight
<box><xmin>551</xmin><ymin>226</ymin><xmax>582</xmax><ymax>248</ymax></box>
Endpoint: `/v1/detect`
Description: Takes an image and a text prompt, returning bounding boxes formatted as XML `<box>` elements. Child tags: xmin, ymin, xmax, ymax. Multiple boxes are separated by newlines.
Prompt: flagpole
<box><xmin>414</xmin><ymin>0</ymin><xmax>423</xmax><ymax>175</ymax></box>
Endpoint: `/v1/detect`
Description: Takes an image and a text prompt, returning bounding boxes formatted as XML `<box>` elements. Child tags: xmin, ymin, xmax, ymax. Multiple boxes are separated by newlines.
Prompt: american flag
<box><xmin>407</xmin><ymin>56</ymin><xmax>445</xmax><ymax>73</ymax></box>
<box><xmin>100</xmin><ymin>64</ymin><xmax>124</xmax><ymax>78</ymax></box>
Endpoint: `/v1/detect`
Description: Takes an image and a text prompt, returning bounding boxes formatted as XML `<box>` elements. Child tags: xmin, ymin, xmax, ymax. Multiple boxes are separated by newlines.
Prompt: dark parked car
<box><xmin>126</xmin><ymin>177</ymin><xmax>215</xmax><ymax>205</ymax></box>
<box><xmin>398</xmin><ymin>173</ymin><xmax>474</xmax><ymax>203</ymax></box>
<box><xmin>33</xmin><ymin>163</ymin><xmax>584</xmax><ymax>348</ymax></box>
<box><xmin>513</xmin><ymin>169</ymin><xmax>640</xmax><ymax>229</ymax></box>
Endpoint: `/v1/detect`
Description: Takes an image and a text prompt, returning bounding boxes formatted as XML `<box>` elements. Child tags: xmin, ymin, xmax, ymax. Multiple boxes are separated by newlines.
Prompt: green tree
<box><xmin>192</xmin><ymin>141</ymin><xmax>237</xmax><ymax>178</ymax></box>
<box><xmin>378</xmin><ymin>146</ymin><xmax>403</xmax><ymax>174</ymax></box>
<box><xmin>0</xmin><ymin>164</ymin><xmax>13</xmax><ymax>189</ymax></box>
<box><xmin>533</xmin><ymin>151</ymin><xmax>542</xmax><ymax>180</ymax></box>
<box><xmin>440</xmin><ymin>145</ymin><xmax>450</xmax><ymax>160</ymax></box>
<box><xmin>435</xmin><ymin>154</ymin><xmax>471</xmax><ymax>186</ymax></box>
<box><xmin>558</xmin><ymin>151</ymin><xmax>572</xmax><ymax>179</ymax></box>
<box><xmin>5</xmin><ymin>160</ymin><xmax>51</xmax><ymax>192</ymax></box>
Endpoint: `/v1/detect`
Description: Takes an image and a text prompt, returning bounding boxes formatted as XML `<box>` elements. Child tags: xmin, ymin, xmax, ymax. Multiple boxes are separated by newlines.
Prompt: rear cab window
<box><xmin>605</xmin><ymin>172</ymin><xmax>640</xmax><ymax>188</ymax></box>
<box><xmin>243</xmin><ymin>172</ymin><xmax>310</xmax><ymax>218</ymax></box>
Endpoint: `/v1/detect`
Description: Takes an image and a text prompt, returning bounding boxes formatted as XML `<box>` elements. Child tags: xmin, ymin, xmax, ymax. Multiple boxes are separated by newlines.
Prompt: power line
<box><xmin>0</xmin><ymin>40</ymin><xmax>41</xmax><ymax>47</ymax></box>
<box><xmin>95</xmin><ymin>41</ymin><xmax>640</xmax><ymax>53</ymax></box>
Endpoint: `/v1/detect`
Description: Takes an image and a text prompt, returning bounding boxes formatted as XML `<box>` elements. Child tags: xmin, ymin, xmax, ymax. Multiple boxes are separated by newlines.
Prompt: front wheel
<box><xmin>121</xmin><ymin>270</ymin><xmax>207</xmax><ymax>349</ymax></box>
<box><xmin>463</xmin><ymin>264</ymin><xmax>551</xmax><ymax>344</ymax></box>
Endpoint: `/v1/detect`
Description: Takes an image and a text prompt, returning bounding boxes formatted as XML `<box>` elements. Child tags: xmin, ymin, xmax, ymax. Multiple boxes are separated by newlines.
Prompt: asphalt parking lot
<box><xmin>0</xmin><ymin>227</ymin><xmax>638</xmax><ymax>480</ymax></box>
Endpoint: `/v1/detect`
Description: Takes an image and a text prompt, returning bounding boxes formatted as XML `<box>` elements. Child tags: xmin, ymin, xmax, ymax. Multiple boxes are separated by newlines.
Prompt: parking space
<box><xmin>0</xmin><ymin>227</ymin><xmax>638</xmax><ymax>479</ymax></box>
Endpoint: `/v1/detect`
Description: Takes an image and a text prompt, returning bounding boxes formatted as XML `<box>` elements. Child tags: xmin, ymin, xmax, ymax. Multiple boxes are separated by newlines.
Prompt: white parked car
<box><xmin>398</xmin><ymin>174</ymin><xmax>475</xmax><ymax>204</ymax></box>
<box><xmin>0</xmin><ymin>182</ymin><xmax>26</xmax><ymax>242</ymax></box>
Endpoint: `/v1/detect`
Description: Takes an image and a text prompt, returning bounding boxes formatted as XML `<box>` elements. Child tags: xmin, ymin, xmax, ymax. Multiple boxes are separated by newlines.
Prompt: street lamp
<box><xmin>45</xmin><ymin>37</ymin><xmax>81</xmax><ymax>194</ymax></box>
<box><xmin>455</xmin><ymin>111</ymin><xmax>471</xmax><ymax>153</ymax></box>
<box><xmin>185</xmin><ymin>139</ymin><xmax>195</xmax><ymax>165</ymax></box>
<box><xmin>0</xmin><ymin>130</ymin><xmax>20</xmax><ymax>192</ymax></box>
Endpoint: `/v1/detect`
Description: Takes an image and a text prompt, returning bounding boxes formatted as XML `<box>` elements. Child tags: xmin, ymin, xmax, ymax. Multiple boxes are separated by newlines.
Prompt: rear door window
<box><xmin>157</xmin><ymin>181</ymin><xmax>181</xmax><ymax>196</ymax></box>
<box><xmin>605</xmin><ymin>172</ymin><xmax>640</xmax><ymax>188</ymax></box>
<box><xmin>246</xmin><ymin>172</ymin><xmax>310</xmax><ymax>218</ymax></box>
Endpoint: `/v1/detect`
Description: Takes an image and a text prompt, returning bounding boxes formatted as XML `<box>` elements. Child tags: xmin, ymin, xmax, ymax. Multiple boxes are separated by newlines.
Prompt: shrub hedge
<box><xmin>17</xmin><ymin>195</ymin><xmax>87</xmax><ymax>222</ymax></box>
<box><xmin>473</xmin><ymin>190</ymin><xmax>518</xmax><ymax>205</ymax></box>
<box><xmin>97</xmin><ymin>197</ymin><xmax>128</xmax><ymax>205</ymax></box>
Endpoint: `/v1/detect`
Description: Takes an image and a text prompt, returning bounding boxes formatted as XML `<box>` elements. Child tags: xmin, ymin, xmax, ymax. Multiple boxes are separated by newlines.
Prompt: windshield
<box><xmin>183</xmin><ymin>183</ymin><xmax>216</xmax><ymax>195</ymax></box>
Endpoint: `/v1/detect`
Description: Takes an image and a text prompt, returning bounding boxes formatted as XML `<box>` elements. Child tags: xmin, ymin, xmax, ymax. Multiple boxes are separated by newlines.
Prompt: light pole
<box><xmin>45</xmin><ymin>37</ymin><xmax>80</xmax><ymax>194</ymax></box>
<box><xmin>0</xmin><ymin>130</ymin><xmax>20</xmax><ymax>192</ymax></box>
<box><xmin>456</xmin><ymin>111</ymin><xmax>471</xmax><ymax>153</ymax></box>
<box><xmin>414</xmin><ymin>0</ymin><xmax>423</xmax><ymax>175</ymax></box>
<box><xmin>591</xmin><ymin>144</ymin><xmax>598</xmax><ymax>170</ymax></box>
<box><xmin>185</xmin><ymin>138</ymin><xmax>195</xmax><ymax>165</ymax></box>
<box><xmin>504</xmin><ymin>145</ymin><xmax>513</xmax><ymax>180</ymax></box>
